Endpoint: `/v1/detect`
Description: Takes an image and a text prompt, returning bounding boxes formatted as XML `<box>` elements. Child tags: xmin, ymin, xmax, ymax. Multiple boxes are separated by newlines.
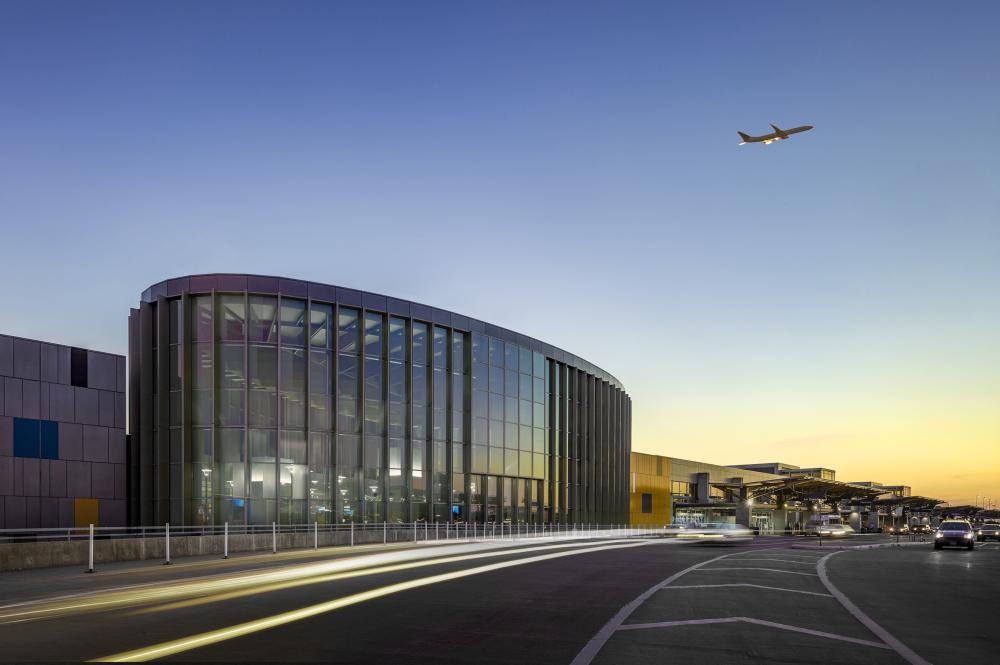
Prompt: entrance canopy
<box><xmin>743</xmin><ymin>477</ymin><xmax>886</xmax><ymax>504</ymax></box>
<box><xmin>875</xmin><ymin>495</ymin><xmax>944</xmax><ymax>511</ymax></box>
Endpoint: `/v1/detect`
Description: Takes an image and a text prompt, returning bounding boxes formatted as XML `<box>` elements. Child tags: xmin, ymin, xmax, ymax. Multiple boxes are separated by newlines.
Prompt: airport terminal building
<box><xmin>128</xmin><ymin>274</ymin><xmax>631</xmax><ymax>527</ymax></box>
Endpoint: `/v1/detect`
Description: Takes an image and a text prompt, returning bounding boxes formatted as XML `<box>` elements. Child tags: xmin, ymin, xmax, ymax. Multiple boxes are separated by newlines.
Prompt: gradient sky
<box><xmin>1</xmin><ymin>2</ymin><xmax>997</xmax><ymax>505</ymax></box>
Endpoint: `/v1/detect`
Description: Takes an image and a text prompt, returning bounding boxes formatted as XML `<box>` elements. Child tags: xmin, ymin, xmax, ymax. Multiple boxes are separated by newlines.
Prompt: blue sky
<box><xmin>1</xmin><ymin>1</ymin><xmax>998</xmax><ymax>502</ymax></box>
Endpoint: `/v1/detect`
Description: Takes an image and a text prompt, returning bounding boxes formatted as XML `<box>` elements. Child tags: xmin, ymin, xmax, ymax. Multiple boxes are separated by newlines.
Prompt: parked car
<box><xmin>911</xmin><ymin>524</ymin><xmax>932</xmax><ymax>535</ymax></box>
<box><xmin>887</xmin><ymin>524</ymin><xmax>910</xmax><ymax>535</ymax></box>
<box><xmin>976</xmin><ymin>524</ymin><xmax>1000</xmax><ymax>542</ymax></box>
<box><xmin>934</xmin><ymin>520</ymin><xmax>975</xmax><ymax>550</ymax></box>
<box><xmin>804</xmin><ymin>522</ymin><xmax>852</xmax><ymax>537</ymax></box>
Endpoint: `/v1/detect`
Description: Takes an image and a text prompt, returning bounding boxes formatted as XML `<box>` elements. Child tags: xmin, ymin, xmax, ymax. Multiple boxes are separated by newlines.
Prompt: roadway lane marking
<box><xmin>90</xmin><ymin>540</ymin><xmax>648</xmax><ymax>662</ymax></box>
<box><xmin>0</xmin><ymin>540</ymin><xmax>631</xmax><ymax>624</ymax></box>
<box><xmin>716</xmin><ymin>557</ymin><xmax>818</xmax><ymax>565</ymax></box>
<box><xmin>619</xmin><ymin>616</ymin><xmax>892</xmax><ymax>650</ymax></box>
<box><xmin>691</xmin><ymin>567</ymin><xmax>819</xmax><ymax>576</ymax></box>
<box><xmin>817</xmin><ymin>551</ymin><xmax>932</xmax><ymax>665</ymax></box>
<box><xmin>569</xmin><ymin>550</ymin><xmax>745</xmax><ymax>665</ymax></box>
<box><xmin>661</xmin><ymin>584</ymin><xmax>833</xmax><ymax>598</ymax></box>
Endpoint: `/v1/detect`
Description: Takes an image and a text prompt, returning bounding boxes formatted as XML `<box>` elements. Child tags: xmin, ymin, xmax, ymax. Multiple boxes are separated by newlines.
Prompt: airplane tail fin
<box><xmin>737</xmin><ymin>131</ymin><xmax>752</xmax><ymax>143</ymax></box>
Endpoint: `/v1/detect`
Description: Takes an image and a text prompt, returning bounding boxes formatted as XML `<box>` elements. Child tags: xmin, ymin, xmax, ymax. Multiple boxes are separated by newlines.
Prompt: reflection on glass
<box><xmin>364</xmin><ymin>312</ymin><xmax>383</xmax><ymax>357</ymax></box>
<box><xmin>248</xmin><ymin>296</ymin><xmax>278</xmax><ymax>343</ymax></box>
<box><xmin>338</xmin><ymin>308</ymin><xmax>359</xmax><ymax>354</ymax></box>
<box><xmin>280</xmin><ymin>299</ymin><xmax>306</xmax><ymax>347</ymax></box>
<box><xmin>309</xmin><ymin>303</ymin><xmax>333</xmax><ymax>348</ymax></box>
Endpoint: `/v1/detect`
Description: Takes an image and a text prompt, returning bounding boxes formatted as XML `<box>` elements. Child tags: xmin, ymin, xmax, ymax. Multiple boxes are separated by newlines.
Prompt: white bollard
<box><xmin>414</xmin><ymin>521</ymin><xmax>418</xmax><ymax>542</ymax></box>
<box><xmin>86</xmin><ymin>523</ymin><xmax>94</xmax><ymax>573</ymax></box>
<box><xmin>436</xmin><ymin>522</ymin><xmax>439</xmax><ymax>540</ymax></box>
<box><xmin>314</xmin><ymin>521</ymin><xmax>318</xmax><ymax>550</ymax></box>
<box><xmin>272</xmin><ymin>521</ymin><xmax>277</xmax><ymax>554</ymax></box>
<box><xmin>350</xmin><ymin>521</ymin><xmax>354</xmax><ymax>547</ymax></box>
<box><xmin>223</xmin><ymin>521</ymin><xmax>229</xmax><ymax>559</ymax></box>
<box><xmin>164</xmin><ymin>523</ymin><xmax>171</xmax><ymax>565</ymax></box>
<box><xmin>383</xmin><ymin>521</ymin><xmax>387</xmax><ymax>545</ymax></box>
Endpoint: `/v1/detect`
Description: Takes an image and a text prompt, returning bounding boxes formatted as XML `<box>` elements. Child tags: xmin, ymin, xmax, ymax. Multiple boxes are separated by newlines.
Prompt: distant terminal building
<box><xmin>0</xmin><ymin>334</ymin><xmax>126</xmax><ymax>529</ymax></box>
<box><xmin>128</xmin><ymin>274</ymin><xmax>631</xmax><ymax>527</ymax></box>
<box><xmin>629</xmin><ymin>452</ymin><xmax>939</xmax><ymax>532</ymax></box>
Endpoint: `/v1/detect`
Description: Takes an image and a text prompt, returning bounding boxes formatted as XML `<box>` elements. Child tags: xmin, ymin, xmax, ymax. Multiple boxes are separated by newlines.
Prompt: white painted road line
<box><xmin>817</xmin><ymin>551</ymin><xmax>932</xmax><ymax>665</ymax></box>
<box><xmin>692</xmin><ymin>567</ymin><xmax>819</xmax><ymax>576</ymax></box>
<box><xmin>662</xmin><ymin>584</ymin><xmax>834</xmax><ymax>598</ymax></box>
<box><xmin>619</xmin><ymin>616</ymin><xmax>892</xmax><ymax>650</ymax></box>
<box><xmin>568</xmin><ymin>550</ymin><xmax>743</xmax><ymax>665</ymax></box>
<box><xmin>717</xmin><ymin>557</ymin><xmax>818</xmax><ymax>565</ymax></box>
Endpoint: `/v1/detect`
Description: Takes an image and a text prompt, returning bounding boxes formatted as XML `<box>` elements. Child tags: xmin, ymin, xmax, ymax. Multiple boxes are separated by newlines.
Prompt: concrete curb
<box><xmin>792</xmin><ymin>541</ymin><xmax>930</xmax><ymax>551</ymax></box>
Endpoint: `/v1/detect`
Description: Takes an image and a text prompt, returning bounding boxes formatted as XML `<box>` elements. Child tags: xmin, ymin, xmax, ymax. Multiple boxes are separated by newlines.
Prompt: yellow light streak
<box><xmin>92</xmin><ymin>541</ymin><xmax>646</xmax><ymax>662</ymax></box>
<box><xmin>0</xmin><ymin>539</ymin><xmax>631</xmax><ymax>625</ymax></box>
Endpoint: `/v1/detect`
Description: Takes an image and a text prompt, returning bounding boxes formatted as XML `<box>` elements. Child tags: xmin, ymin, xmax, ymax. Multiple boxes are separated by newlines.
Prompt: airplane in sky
<box><xmin>738</xmin><ymin>124</ymin><xmax>813</xmax><ymax>145</ymax></box>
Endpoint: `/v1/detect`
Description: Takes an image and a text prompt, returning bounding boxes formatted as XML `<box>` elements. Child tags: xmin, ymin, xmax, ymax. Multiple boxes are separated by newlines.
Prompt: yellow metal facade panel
<box><xmin>629</xmin><ymin>452</ymin><xmax>671</xmax><ymax>526</ymax></box>
<box><xmin>74</xmin><ymin>498</ymin><xmax>99</xmax><ymax>528</ymax></box>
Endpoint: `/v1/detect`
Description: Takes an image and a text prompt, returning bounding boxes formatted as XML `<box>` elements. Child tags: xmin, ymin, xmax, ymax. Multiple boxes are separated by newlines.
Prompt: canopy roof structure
<box><xmin>874</xmin><ymin>495</ymin><xmax>945</xmax><ymax>511</ymax></box>
<box><xmin>743</xmin><ymin>476</ymin><xmax>887</xmax><ymax>503</ymax></box>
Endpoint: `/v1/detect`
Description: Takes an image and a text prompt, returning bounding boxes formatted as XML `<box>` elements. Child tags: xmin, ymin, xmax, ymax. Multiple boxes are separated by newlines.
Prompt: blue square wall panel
<box><xmin>40</xmin><ymin>420</ymin><xmax>59</xmax><ymax>459</ymax></box>
<box><xmin>13</xmin><ymin>418</ymin><xmax>40</xmax><ymax>458</ymax></box>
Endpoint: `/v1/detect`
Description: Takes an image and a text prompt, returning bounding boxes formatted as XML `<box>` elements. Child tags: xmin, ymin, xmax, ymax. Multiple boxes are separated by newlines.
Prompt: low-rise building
<box><xmin>0</xmin><ymin>334</ymin><xmax>126</xmax><ymax>529</ymax></box>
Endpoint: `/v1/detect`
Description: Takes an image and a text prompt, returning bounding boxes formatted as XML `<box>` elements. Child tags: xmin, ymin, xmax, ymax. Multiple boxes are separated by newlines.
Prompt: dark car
<box><xmin>911</xmin><ymin>524</ymin><xmax>932</xmax><ymax>535</ymax></box>
<box><xmin>934</xmin><ymin>520</ymin><xmax>975</xmax><ymax>550</ymax></box>
<box><xmin>887</xmin><ymin>524</ymin><xmax>909</xmax><ymax>535</ymax></box>
<box><xmin>976</xmin><ymin>524</ymin><xmax>1000</xmax><ymax>542</ymax></box>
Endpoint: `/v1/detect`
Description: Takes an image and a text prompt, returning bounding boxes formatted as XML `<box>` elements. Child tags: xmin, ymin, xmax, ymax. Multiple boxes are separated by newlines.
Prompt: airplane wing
<box><xmin>770</xmin><ymin>124</ymin><xmax>785</xmax><ymax>134</ymax></box>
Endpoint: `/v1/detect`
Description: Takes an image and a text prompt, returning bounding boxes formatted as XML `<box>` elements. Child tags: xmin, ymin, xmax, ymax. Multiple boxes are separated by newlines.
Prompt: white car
<box><xmin>804</xmin><ymin>523</ymin><xmax>854</xmax><ymax>537</ymax></box>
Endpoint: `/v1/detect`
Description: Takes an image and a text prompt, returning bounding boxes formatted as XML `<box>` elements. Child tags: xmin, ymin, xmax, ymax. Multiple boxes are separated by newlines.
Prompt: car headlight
<box><xmin>935</xmin><ymin>533</ymin><xmax>943</xmax><ymax>538</ymax></box>
<box><xmin>964</xmin><ymin>532</ymin><xmax>973</xmax><ymax>538</ymax></box>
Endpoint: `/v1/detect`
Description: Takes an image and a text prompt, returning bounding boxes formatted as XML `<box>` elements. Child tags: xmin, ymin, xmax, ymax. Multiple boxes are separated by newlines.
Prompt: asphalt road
<box><xmin>0</xmin><ymin>534</ymin><xmax>994</xmax><ymax>664</ymax></box>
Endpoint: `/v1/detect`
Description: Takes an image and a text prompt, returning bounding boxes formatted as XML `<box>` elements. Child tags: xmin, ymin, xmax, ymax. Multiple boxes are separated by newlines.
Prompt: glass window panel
<box><xmin>432</xmin><ymin>368</ymin><xmax>447</xmax><ymax>406</ymax></box>
<box><xmin>280</xmin><ymin>348</ymin><xmax>306</xmax><ymax>392</ymax></box>
<box><xmin>533</xmin><ymin>352</ymin><xmax>545</xmax><ymax>378</ymax></box>
<box><xmin>411</xmin><ymin>405</ymin><xmax>427</xmax><ymax>440</ymax></box>
<box><xmin>504</xmin><ymin>343</ymin><xmax>518</xmax><ymax>371</ymax></box>
<box><xmin>337</xmin><ymin>307</ymin><xmax>360</xmax><ymax>354</ymax></box>
<box><xmin>520</xmin><ymin>451</ymin><xmax>532</xmax><ymax>478</ymax></box>
<box><xmin>432</xmin><ymin>326</ymin><xmax>447</xmax><ymax>368</ymax></box>
<box><xmin>452</xmin><ymin>472</ymin><xmax>466</xmax><ymax>507</ymax></box>
<box><xmin>411</xmin><ymin>364</ymin><xmax>427</xmax><ymax>405</ymax></box>
<box><xmin>217</xmin><ymin>294</ymin><xmax>245</xmax><ymax>341</ymax></box>
<box><xmin>519</xmin><ymin>348</ymin><xmax>531</xmax><ymax>374</ymax></box>
<box><xmin>533</xmin><ymin>377</ymin><xmax>545</xmax><ymax>403</ymax></box>
<box><xmin>388</xmin><ymin>317</ymin><xmax>407</xmax><ymax>362</ymax></box>
<box><xmin>505</xmin><ymin>370</ymin><xmax>518</xmax><ymax>397</ymax></box>
<box><xmin>250</xmin><ymin>463</ymin><xmax>277</xmax><ymax>499</ymax></box>
<box><xmin>248</xmin><ymin>345</ymin><xmax>277</xmax><ymax>389</ymax></box>
<box><xmin>451</xmin><ymin>333</ymin><xmax>465</xmax><ymax>373</ymax></box>
<box><xmin>472</xmin><ymin>417</ymin><xmax>488</xmax><ymax>445</ymax></box>
<box><xmin>190</xmin><ymin>429</ymin><xmax>212</xmax><ymax>463</ymax></box>
<box><xmin>504</xmin><ymin>422</ymin><xmax>518</xmax><ymax>448</ymax></box>
<box><xmin>488</xmin><ymin>338</ymin><xmax>503</xmax><ymax>367</ymax></box>
<box><xmin>534</xmin><ymin>453</ymin><xmax>546</xmax><ymax>479</ymax></box>
<box><xmin>489</xmin><ymin>393</ymin><xmax>504</xmax><ymax>422</ymax></box>
<box><xmin>363</xmin><ymin>357</ymin><xmax>384</xmax><ymax>434</ymax></box>
<box><xmin>432</xmin><ymin>408</ymin><xmax>446</xmax><ymax>441</ymax></box>
<box><xmin>250</xmin><ymin>429</ymin><xmax>277</xmax><ymax>461</ymax></box>
<box><xmin>489</xmin><ymin>448</ymin><xmax>504</xmax><ymax>476</ymax></box>
<box><xmin>519</xmin><ymin>399</ymin><xmax>532</xmax><ymax>426</ymax></box>
<box><xmin>411</xmin><ymin>321</ymin><xmax>428</xmax><ymax>365</ymax></box>
<box><xmin>489</xmin><ymin>365</ymin><xmax>504</xmax><ymax>394</ymax></box>
<box><xmin>169</xmin><ymin>392</ymin><xmax>182</xmax><ymax>426</ymax></box>
<box><xmin>309</xmin><ymin>431</ymin><xmax>331</xmax><ymax>467</ymax></box>
<box><xmin>451</xmin><ymin>418</ymin><xmax>464</xmax><ymax>443</ymax></box>
<box><xmin>279</xmin><ymin>430</ymin><xmax>307</xmax><ymax>464</ymax></box>
<box><xmin>388</xmin><ymin>402</ymin><xmax>406</xmax><ymax>437</ymax></box>
<box><xmin>505</xmin><ymin>396</ymin><xmax>518</xmax><ymax>424</ymax></box>
<box><xmin>519</xmin><ymin>425</ymin><xmax>531</xmax><ymax>451</ymax></box>
<box><xmin>191</xmin><ymin>343</ymin><xmax>212</xmax><ymax>390</ymax></box>
<box><xmin>433</xmin><ymin>441</ymin><xmax>447</xmax><ymax>473</ymax></box>
<box><xmin>533</xmin><ymin>428</ymin><xmax>545</xmax><ymax>454</ymax></box>
<box><xmin>471</xmin><ymin>333</ymin><xmax>486</xmax><ymax>365</ymax></box>
<box><xmin>192</xmin><ymin>296</ymin><xmax>213</xmax><ymax>342</ymax></box>
<box><xmin>216</xmin><ymin>463</ymin><xmax>245</xmax><ymax>497</ymax></box>
<box><xmin>216</xmin><ymin>429</ymin><xmax>245</xmax><ymax>462</ymax></box>
<box><xmin>389</xmin><ymin>437</ymin><xmax>403</xmax><ymax>469</ymax></box>
<box><xmin>280</xmin><ymin>298</ymin><xmax>306</xmax><ymax>347</ymax></box>
<box><xmin>219</xmin><ymin>344</ymin><xmax>245</xmax><ymax>389</ymax></box>
<box><xmin>248</xmin><ymin>389</ymin><xmax>277</xmax><ymax>428</ymax></box>
<box><xmin>471</xmin><ymin>445</ymin><xmax>487</xmax><ymax>473</ymax></box>
<box><xmin>217</xmin><ymin>389</ymin><xmax>245</xmax><ymax>426</ymax></box>
<box><xmin>388</xmin><ymin>361</ymin><xmax>405</xmax><ymax>403</ymax></box>
<box><xmin>309</xmin><ymin>349</ymin><xmax>331</xmax><ymax>395</ymax></box>
<box><xmin>471</xmin><ymin>362</ymin><xmax>488</xmax><ymax>392</ymax></box>
<box><xmin>451</xmin><ymin>374</ymin><xmax>464</xmax><ymax>412</ymax></box>
<box><xmin>519</xmin><ymin>373</ymin><xmax>532</xmax><ymax>400</ymax></box>
<box><xmin>310</xmin><ymin>395</ymin><xmax>331</xmax><ymax>430</ymax></box>
<box><xmin>533</xmin><ymin>402</ymin><xmax>545</xmax><ymax>427</ymax></box>
<box><xmin>472</xmin><ymin>390</ymin><xmax>488</xmax><ymax>418</ymax></box>
<box><xmin>337</xmin><ymin>434</ymin><xmax>360</xmax><ymax>468</ymax></box>
<box><xmin>505</xmin><ymin>449</ymin><xmax>519</xmax><ymax>476</ymax></box>
<box><xmin>336</xmin><ymin>467</ymin><xmax>360</xmax><ymax>523</ymax></box>
<box><xmin>451</xmin><ymin>443</ymin><xmax>464</xmax><ymax>474</ymax></box>
<box><xmin>248</xmin><ymin>296</ymin><xmax>278</xmax><ymax>344</ymax></box>
<box><xmin>337</xmin><ymin>355</ymin><xmax>358</xmax><ymax>432</ymax></box>
<box><xmin>364</xmin><ymin>312</ymin><xmax>383</xmax><ymax>357</ymax></box>
<box><xmin>309</xmin><ymin>303</ymin><xmax>333</xmax><ymax>348</ymax></box>
<box><xmin>191</xmin><ymin>390</ymin><xmax>212</xmax><ymax>426</ymax></box>
<box><xmin>411</xmin><ymin>439</ymin><xmax>425</xmax><ymax>471</ymax></box>
<box><xmin>488</xmin><ymin>420</ymin><xmax>503</xmax><ymax>447</ymax></box>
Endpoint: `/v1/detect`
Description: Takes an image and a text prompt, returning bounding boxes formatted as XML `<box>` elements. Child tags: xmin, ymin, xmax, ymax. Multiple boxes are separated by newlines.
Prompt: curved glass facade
<box><xmin>129</xmin><ymin>274</ymin><xmax>630</xmax><ymax>526</ymax></box>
